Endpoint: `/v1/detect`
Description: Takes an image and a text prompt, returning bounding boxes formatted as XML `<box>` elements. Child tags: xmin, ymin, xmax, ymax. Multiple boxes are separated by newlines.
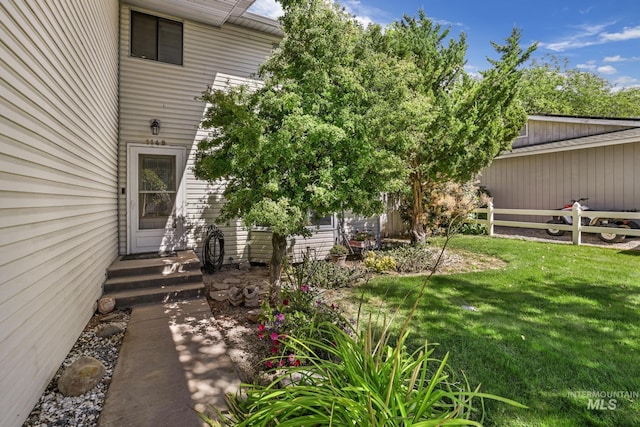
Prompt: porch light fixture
<box><xmin>150</xmin><ymin>119</ymin><xmax>160</xmax><ymax>135</ymax></box>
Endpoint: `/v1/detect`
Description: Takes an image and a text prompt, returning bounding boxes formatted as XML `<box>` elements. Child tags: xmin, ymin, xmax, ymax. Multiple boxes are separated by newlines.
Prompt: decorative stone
<box><xmin>95</xmin><ymin>323</ymin><xmax>123</xmax><ymax>338</ymax></box>
<box><xmin>97</xmin><ymin>297</ymin><xmax>116</xmax><ymax>314</ymax></box>
<box><xmin>57</xmin><ymin>356</ymin><xmax>106</xmax><ymax>397</ymax></box>
<box><xmin>211</xmin><ymin>281</ymin><xmax>230</xmax><ymax>291</ymax></box>
<box><xmin>223</xmin><ymin>277</ymin><xmax>243</xmax><ymax>285</ymax></box>
<box><xmin>210</xmin><ymin>290</ymin><xmax>228</xmax><ymax>301</ymax></box>
<box><xmin>228</xmin><ymin>287</ymin><xmax>244</xmax><ymax>306</ymax></box>
<box><xmin>100</xmin><ymin>313</ymin><xmax>120</xmax><ymax>322</ymax></box>
<box><xmin>237</xmin><ymin>262</ymin><xmax>250</xmax><ymax>270</ymax></box>
<box><xmin>243</xmin><ymin>285</ymin><xmax>260</xmax><ymax>307</ymax></box>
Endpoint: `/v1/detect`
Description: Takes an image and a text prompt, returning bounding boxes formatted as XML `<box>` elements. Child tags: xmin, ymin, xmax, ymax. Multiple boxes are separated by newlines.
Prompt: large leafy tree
<box><xmin>377</xmin><ymin>13</ymin><xmax>536</xmax><ymax>242</ymax></box>
<box><xmin>519</xmin><ymin>55</ymin><xmax>640</xmax><ymax>118</ymax></box>
<box><xmin>194</xmin><ymin>0</ymin><xmax>404</xmax><ymax>302</ymax></box>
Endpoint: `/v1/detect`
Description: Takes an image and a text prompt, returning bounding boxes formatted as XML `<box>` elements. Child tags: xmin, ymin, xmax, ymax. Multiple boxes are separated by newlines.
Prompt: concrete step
<box><xmin>105</xmin><ymin>283</ymin><xmax>206</xmax><ymax>309</ymax></box>
<box><xmin>104</xmin><ymin>270</ymin><xmax>203</xmax><ymax>293</ymax></box>
<box><xmin>107</xmin><ymin>251</ymin><xmax>201</xmax><ymax>279</ymax></box>
<box><xmin>102</xmin><ymin>250</ymin><xmax>205</xmax><ymax>308</ymax></box>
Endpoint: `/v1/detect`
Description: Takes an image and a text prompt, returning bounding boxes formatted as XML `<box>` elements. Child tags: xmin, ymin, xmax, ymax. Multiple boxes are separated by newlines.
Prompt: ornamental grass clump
<box><xmin>201</xmin><ymin>236</ymin><xmax>526</xmax><ymax>426</ymax></box>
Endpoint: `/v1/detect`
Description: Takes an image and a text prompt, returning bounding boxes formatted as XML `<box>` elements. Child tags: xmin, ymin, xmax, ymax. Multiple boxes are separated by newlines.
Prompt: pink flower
<box><xmin>259</xmin><ymin>324</ymin><xmax>265</xmax><ymax>332</ymax></box>
<box><xmin>301</xmin><ymin>285</ymin><xmax>309</xmax><ymax>292</ymax></box>
<box><xmin>271</xmin><ymin>346</ymin><xmax>278</xmax><ymax>354</ymax></box>
<box><xmin>288</xmin><ymin>354</ymin><xmax>295</xmax><ymax>364</ymax></box>
<box><xmin>258</xmin><ymin>332</ymin><xmax>264</xmax><ymax>340</ymax></box>
<box><xmin>279</xmin><ymin>360</ymin><xmax>285</xmax><ymax>367</ymax></box>
<box><xmin>277</xmin><ymin>313</ymin><xmax>285</xmax><ymax>322</ymax></box>
<box><xmin>266</xmin><ymin>360</ymin><xmax>274</xmax><ymax>368</ymax></box>
<box><xmin>283</xmin><ymin>299</ymin><xmax>289</xmax><ymax>306</ymax></box>
<box><xmin>270</xmin><ymin>332</ymin><xmax>279</xmax><ymax>341</ymax></box>
<box><xmin>293</xmin><ymin>359</ymin><xmax>301</xmax><ymax>366</ymax></box>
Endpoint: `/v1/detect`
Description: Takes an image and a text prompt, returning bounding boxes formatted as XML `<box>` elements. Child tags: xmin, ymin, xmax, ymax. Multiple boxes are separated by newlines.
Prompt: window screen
<box><xmin>131</xmin><ymin>11</ymin><xmax>183</xmax><ymax>65</ymax></box>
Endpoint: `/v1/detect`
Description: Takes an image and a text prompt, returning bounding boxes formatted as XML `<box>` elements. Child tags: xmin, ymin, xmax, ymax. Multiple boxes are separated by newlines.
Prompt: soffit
<box><xmin>126</xmin><ymin>0</ymin><xmax>260</xmax><ymax>27</ymax></box>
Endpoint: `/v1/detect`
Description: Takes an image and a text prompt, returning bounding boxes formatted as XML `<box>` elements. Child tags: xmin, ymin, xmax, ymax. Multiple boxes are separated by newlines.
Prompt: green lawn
<box><xmin>353</xmin><ymin>236</ymin><xmax>640</xmax><ymax>426</ymax></box>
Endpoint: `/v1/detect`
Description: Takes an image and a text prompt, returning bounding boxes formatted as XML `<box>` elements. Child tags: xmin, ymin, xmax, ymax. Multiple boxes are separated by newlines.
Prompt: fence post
<box><xmin>488</xmin><ymin>202</ymin><xmax>494</xmax><ymax>236</ymax></box>
<box><xmin>572</xmin><ymin>202</ymin><xmax>582</xmax><ymax>245</ymax></box>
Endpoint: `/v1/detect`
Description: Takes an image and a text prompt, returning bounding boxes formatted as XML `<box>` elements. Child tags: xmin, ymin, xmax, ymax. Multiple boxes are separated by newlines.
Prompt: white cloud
<box><xmin>604</xmin><ymin>54</ymin><xmax>640</xmax><ymax>62</ymax></box>
<box><xmin>541</xmin><ymin>22</ymin><xmax>611</xmax><ymax>51</ymax></box>
<box><xmin>597</xmin><ymin>65</ymin><xmax>617</xmax><ymax>75</ymax></box>
<box><xmin>600</xmin><ymin>25</ymin><xmax>640</xmax><ymax>42</ymax></box>
<box><xmin>577</xmin><ymin>63</ymin><xmax>596</xmax><ymax>71</ymax></box>
<box><xmin>541</xmin><ymin>22</ymin><xmax>640</xmax><ymax>52</ymax></box>
<box><xmin>248</xmin><ymin>0</ymin><xmax>283</xmax><ymax>19</ymax></box>
<box><xmin>604</xmin><ymin>55</ymin><xmax>624</xmax><ymax>62</ymax></box>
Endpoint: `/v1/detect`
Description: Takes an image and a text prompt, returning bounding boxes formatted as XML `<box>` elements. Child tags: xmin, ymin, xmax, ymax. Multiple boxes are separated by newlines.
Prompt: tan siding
<box><xmin>481</xmin><ymin>142</ymin><xmax>640</xmax><ymax>221</ymax></box>
<box><xmin>118</xmin><ymin>4</ymin><xmax>280</xmax><ymax>254</ymax></box>
<box><xmin>0</xmin><ymin>1</ymin><xmax>120</xmax><ymax>425</ymax></box>
<box><xmin>513</xmin><ymin>118</ymin><xmax>632</xmax><ymax>148</ymax></box>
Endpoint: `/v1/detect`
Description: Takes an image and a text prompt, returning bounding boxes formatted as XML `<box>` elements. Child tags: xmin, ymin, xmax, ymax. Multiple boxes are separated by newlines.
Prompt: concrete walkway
<box><xmin>99</xmin><ymin>298</ymin><xmax>241</xmax><ymax>427</ymax></box>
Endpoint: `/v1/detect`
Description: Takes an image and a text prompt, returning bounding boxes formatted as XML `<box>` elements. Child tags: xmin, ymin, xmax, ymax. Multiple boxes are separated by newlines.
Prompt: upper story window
<box><xmin>131</xmin><ymin>11</ymin><xmax>183</xmax><ymax>65</ymax></box>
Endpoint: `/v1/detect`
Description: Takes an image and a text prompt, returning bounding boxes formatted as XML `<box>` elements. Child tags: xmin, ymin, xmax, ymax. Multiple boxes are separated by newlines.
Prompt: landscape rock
<box><xmin>211</xmin><ymin>281</ymin><xmax>231</xmax><ymax>291</ymax></box>
<box><xmin>57</xmin><ymin>356</ymin><xmax>106</xmax><ymax>397</ymax></box>
<box><xmin>95</xmin><ymin>323</ymin><xmax>123</xmax><ymax>338</ymax></box>
<box><xmin>99</xmin><ymin>313</ymin><xmax>121</xmax><ymax>322</ymax></box>
<box><xmin>223</xmin><ymin>277</ymin><xmax>243</xmax><ymax>285</ymax></box>
<box><xmin>210</xmin><ymin>290</ymin><xmax>228</xmax><ymax>302</ymax></box>
<box><xmin>97</xmin><ymin>297</ymin><xmax>116</xmax><ymax>314</ymax></box>
<box><xmin>243</xmin><ymin>285</ymin><xmax>260</xmax><ymax>307</ymax></box>
<box><xmin>229</xmin><ymin>287</ymin><xmax>244</xmax><ymax>306</ymax></box>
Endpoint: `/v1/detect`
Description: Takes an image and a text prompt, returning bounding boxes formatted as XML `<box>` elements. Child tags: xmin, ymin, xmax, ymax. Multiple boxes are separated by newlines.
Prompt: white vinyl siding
<box><xmin>118</xmin><ymin>4</ymin><xmax>280</xmax><ymax>256</ymax></box>
<box><xmin>0</xmin><ymin>1</ymin><xmax>120</xmax><ymax>425</ymax></box>
<box><xmin>249</xmin><ymin>228</ymin><xmax>338</xmax><ymax>264</ymax></box>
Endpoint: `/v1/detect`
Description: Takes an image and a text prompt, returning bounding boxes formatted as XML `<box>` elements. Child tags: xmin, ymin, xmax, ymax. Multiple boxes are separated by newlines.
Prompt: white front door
<box><xmin>127</xmin><ymin>144</ymin><xmax>186</xmax><ymax>253</ymax></box>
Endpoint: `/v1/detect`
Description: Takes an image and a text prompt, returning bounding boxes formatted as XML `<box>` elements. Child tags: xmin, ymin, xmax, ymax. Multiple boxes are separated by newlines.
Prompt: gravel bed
<box><xmin>23</xmin><ymin>310</ymin><xmax>130</xmax><ymax>427</ymax></box>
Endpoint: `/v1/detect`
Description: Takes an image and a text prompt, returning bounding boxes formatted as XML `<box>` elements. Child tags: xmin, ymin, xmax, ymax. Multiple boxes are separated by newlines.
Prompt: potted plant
<box><xmin>329</xmin><ymin>244</ymin><xmax>348</xmax><ymax>266</ymax></box>
<box><xmin>349</xmin><ymin>230</ymin><xmax>375</xmax><ymax>251</ymax></box>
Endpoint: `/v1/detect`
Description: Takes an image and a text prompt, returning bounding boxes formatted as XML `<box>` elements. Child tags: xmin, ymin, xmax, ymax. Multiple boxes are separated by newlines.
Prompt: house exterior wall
<box><xmin>513</xmin><ymin>117</ymin><xmax>632</xmax><ymax>149</ymax></box>
<box><xmin>0</xmin><ymin>1</ymin><xmax>120</xmax><ymax>425</ymax></box>
<box><xmin>481</xmin><ymin>141</ymin><xmax>640</xmax><ymax>220</ymax></box>
<box><xmin>249</xmin><ymin>228</ymin><xmax>338</xmax><ymax>264</ymax></box>
<box><xmin>117</xmin><ymin>3</ymin><xmax>280</xmax><ymax>258</ymax></box>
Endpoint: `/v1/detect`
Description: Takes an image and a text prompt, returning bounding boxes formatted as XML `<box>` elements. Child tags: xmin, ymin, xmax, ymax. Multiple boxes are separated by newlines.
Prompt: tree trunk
<box><xmin>269</xmin><ymin>232</ymin><xmax>288</xmax><ymax>306</ymax></box>
<box><xmin>411</xmin><ymin>171</ymin><xmax>427</xmax><ymax>244</ymax></box>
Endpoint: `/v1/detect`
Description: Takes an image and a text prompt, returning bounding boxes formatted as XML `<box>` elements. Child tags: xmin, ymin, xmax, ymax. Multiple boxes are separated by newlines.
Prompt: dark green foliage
<box><xmin>295</xmin><ymin>259</ymin><xmax>366</xmax><ymax>289</ymax></box>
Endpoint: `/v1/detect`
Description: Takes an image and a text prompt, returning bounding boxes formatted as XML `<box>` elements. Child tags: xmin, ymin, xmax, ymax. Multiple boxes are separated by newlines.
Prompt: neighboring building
<box><xmin>1</xmin><ymin>1</ymin><xmax>283</xmax><ymax>425</ymax></box>
<box><xmin>480</xmin><ymin>115</ymin><xmax>640</xmax><ymax>217</ymax></box>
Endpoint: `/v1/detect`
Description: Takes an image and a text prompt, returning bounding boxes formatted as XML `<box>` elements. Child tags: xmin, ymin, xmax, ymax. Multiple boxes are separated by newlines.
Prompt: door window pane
<box><xmin>139</xmin><ymin>155</ymin><xmax>176</xmax><ymax>230</ymax></box>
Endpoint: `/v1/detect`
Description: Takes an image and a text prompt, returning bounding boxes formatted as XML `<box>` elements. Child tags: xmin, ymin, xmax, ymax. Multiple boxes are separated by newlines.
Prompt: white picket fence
<box><xmin>469</xmin><ymin>202</ymin><xmax>640</xmax><ymax>245</ymax></box>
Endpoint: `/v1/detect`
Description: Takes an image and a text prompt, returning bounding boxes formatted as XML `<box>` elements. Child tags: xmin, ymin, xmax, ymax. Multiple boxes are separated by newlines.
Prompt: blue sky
<box><xmin>249</xmin><ymin>0</ymin><xmax>640</xmax><ymax>89</ymax></box>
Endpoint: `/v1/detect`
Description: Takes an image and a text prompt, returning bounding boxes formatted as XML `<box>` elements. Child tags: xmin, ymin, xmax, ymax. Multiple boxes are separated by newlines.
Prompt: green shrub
<box><xmin>383</xmin><ymin>244</ymin><xmax>441</xmax><ymax>273</ymax></box>
<box><xmin>296</xmin><ymin>259</ymin><xmax>367</xmax><ymax>289</ymax></box>
<box><xmin>364</xmin><ymin>251</ymin><xmax>397</xmax><ymax>272</ymax></box>
<box><xmin>255</xmin><ymin>260</ymin><xmax>354</xmax><ymax>367</ymax></box>
<box><xmin>458</xmin><ymin>222</ymin><xmax>488</xmax><ymax>235</ymax></box>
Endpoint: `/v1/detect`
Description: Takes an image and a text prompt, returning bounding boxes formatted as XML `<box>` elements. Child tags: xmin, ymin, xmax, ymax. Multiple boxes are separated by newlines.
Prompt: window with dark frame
<box><xmin>131</xmin><ymin>11</ymin><xmax>183</xmax><ymax>65</ymax></box>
